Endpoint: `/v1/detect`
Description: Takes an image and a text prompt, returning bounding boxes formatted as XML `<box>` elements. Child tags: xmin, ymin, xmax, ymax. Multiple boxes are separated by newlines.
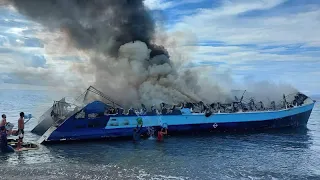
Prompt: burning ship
<box><xmin>31</xmin><ymin>86</ymin><xmax>316</xmax><ymax>144</ymax></box>
<box><xmin>4</xmin><ymin>0</ymin><xmax>315</xmax><ymax>144</ymax></box>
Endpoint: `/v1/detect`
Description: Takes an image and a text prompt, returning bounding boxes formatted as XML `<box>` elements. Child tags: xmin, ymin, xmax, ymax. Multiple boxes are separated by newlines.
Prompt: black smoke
<box><xmin>1</xmin><ymin>0</ymin><xmax>200</xmax><ymax>107</ymax></box>
<box><xmin>2</xmin><ymin>0</ymin><xmax>298</xmax><ymax>108</ymax></box>
<box><xmin>6</xmin><ymin>0</ymin><xmax>168</xmax><ymax>58</ymax></box>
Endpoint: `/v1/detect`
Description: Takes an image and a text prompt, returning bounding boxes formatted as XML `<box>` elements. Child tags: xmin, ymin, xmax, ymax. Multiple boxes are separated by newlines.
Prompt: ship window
<box><xmin>88</xmin><ymin>119</ymin><xmax>107</xmax><ymax>128</ymax></box>
<box><xmin>88</xmin><ymin>121</ymin><xmax>101</xmax><ymax>128</ymax></box>
<box><xmin>75</xmin><ymin>124</ymin><xmax>87</xmax><ymax>129</ymax></box>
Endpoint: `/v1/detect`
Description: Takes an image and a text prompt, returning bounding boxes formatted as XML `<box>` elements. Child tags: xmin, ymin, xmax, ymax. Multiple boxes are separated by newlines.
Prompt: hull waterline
<box><xmin>38</xmin><ymin>101</ymin><xmax>315</xmax><ymax>144</ymax></box>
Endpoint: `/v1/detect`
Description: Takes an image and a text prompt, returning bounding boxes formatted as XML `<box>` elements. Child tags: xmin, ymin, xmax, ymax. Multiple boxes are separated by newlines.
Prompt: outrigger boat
<box><xmin>7</xmin><ymin>137</ymin><xmax>39</xmax><ymax>152</ymax></box>
<box><xmin>30</xmin><ymin>86</ymin><xmax>316</xmax><ymax>144</ymax></box>
<box><xmin>4</xmin><ymin>118</ymin><xmax>39</xmax><ymax>152</ymax></box>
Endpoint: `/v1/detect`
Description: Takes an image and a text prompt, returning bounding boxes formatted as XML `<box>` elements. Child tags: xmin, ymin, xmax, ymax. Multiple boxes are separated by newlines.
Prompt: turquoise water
<box><xmin>0</xmin><ymin>89</ymin><xmax>319</xmax><ymax>180</ymax></box>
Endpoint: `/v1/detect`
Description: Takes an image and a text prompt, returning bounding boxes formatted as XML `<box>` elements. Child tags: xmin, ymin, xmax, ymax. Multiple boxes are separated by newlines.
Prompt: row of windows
<box><xmin>74</xmin><ymin>120</ymin><xmax>107</xmax><ymax>129</ymax></box>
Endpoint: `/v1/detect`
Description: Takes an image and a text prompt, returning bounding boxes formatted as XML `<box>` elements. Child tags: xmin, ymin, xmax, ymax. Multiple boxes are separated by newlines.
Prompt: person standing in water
<box><xmin>0</xmin><ymin>126</ymin><xmax>14</xmax><ymax>153</ymax></box>
<box><xmin>133</xmin><ymin>124</ymin><xmax>143</xmax><ymax>142</ymax></box>
<box><xmin>17</xmin><ymin>112</ymin><xmax>24</xmax><ymax>150</ymax></box>
<box><xmin>157</xmin><ymin>127</ymin><xmax>167</xmax><ymax>142</ymax></box>
<box><xmin>0</xmin><ymin>114</ymin><xmax>12</xmax><ymax>135</ymax></box>
<box><xmin>0</xmin><ymin>114</ymin><xmax>6</xmax><ymax>127</ymax></box>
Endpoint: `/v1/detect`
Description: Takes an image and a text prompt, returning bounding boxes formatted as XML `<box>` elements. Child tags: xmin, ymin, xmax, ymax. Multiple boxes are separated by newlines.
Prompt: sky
<box><xmin>0</xmin><ymin>0</ymin><xmax>319</xmax><ymax>95</ymax></box>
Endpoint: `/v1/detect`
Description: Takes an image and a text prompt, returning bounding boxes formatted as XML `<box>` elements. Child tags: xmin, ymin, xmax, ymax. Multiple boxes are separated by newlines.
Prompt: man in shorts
<box><xmin>17</xmin><ymin>112</ymin><xmax>24</xmax><ymax>150</ymax></box>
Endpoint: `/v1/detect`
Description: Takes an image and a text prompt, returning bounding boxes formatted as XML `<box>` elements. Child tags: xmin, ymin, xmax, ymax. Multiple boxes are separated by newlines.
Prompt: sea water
<box><xmin>0</xmin><ymin>89</ymin><xmax>319</xmax><ymax>180</ymax></box>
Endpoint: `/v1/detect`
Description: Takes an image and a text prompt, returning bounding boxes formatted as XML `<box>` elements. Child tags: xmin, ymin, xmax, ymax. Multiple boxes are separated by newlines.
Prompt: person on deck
<box><xmin>17</xmin><ymin>112</ymin><xmax>25</xmax><ymax>150</ymax></box>
<box><xmin>157</xmin><ymin>127</ymin><xmax>167</xmax><ymax>142</ymax></box>
<box><xmin>0</xmin><ymin>126</ymin><xmax>14</xmax><ymax>153</ymax></box>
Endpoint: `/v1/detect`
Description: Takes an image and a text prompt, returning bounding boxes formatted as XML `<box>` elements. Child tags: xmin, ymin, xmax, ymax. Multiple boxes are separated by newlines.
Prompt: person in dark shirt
<box><xmin>133</xmin><ymin>124</ymin><xmax>143</xmax><ymax>142</ymax></box>
<box><xmin>0</xmin><ymin>126</ymin><xmax>14</xmax><ymax>153</ymax></box>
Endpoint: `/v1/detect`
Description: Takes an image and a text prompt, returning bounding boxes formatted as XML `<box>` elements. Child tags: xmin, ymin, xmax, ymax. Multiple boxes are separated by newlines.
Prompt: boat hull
<box><xmin>39</xmin><ymin>102</ymin><xmax>315</xmax><ymax>143</ymax></box>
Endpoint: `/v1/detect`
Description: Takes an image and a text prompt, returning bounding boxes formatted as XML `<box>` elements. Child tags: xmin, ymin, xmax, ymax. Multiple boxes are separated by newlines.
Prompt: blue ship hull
<box><xmin>37</xmin><ymin>101</ymin><xmax>315</xmax><ymax>144</ymax></box>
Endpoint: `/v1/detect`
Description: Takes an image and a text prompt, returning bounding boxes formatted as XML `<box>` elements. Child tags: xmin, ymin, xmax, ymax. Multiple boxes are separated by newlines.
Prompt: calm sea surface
<box><xmin>0</xmin><ymin>89</ymin><xmax>319</xmax><ymax>180</ymax></box>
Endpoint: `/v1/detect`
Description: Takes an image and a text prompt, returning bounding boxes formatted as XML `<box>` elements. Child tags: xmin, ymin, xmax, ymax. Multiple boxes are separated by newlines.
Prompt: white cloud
<box><xmin>165</xmin><ymin>0</ymin><xmax>320</xmax><ymax>93</ymax></box>
<box><xmin>0</xmin><ymin>11</ymin><xmax>88</xmax><ymax>90</ymax></box>
<box><xmin>0</xmin><ymin>45</ymin><xmax>80</xmax><ymax>88</ymax></box>
<box><xmin>212</xmin><ymin>0</ymin><xmax>287</xmax><ymax>16</ymax></box>
<box><xmin>144</xmin><ymin>0</ymin><xmax>205</xmax><ymax>10</ymax></box>
<box><xmin>185</xmin><ymin>45</ymin><xmax>243</xmax><ymax>54</ymax></box>
<box><xmin>181</xmin><ymin>45</ymin><xmax>319</xmax><ymax>66</ymax></box>
<box><xmin>5</xmin><ymin>27</ymin><xmax>28</xmax><ymax>35</ymax></box>
<box><xmin>172</xmin><ymin>0</ymin><xmax>320</xmax><ymax>46</ymax></box>
<box><xmin>144</xmin><ymin>0</ymin><xmax>174</xmax><ymax>10</ymax></box>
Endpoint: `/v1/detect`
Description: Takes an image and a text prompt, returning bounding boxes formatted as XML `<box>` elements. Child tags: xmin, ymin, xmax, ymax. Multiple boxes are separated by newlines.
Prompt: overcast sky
<box><xmin>0</xmin><ymin>0</ymin><xmax>319</xmax><ymax>95</ymax></box>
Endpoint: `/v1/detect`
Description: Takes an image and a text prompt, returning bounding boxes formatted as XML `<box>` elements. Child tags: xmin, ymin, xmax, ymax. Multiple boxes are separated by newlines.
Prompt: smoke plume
<box><xmin>1</xmin><ymin>0</ymin><xmax>298</xmax><ymax>108</ymax></box>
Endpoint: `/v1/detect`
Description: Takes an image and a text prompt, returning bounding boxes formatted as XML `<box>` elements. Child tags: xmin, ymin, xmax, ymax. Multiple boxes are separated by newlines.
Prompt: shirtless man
<box><xmin>0</xmin><ymin>114</ymin><xmax>12</xmax><ymax>135</ymax></box>
<box><xmin>17</xmin><ymin>112</ymin><xmax>24</xmax><ymax>150</ymax></box>
<box><xmin>0</xmin><ymin>114</ymin><xmax>6</xmax><ymax>127</ymax></box>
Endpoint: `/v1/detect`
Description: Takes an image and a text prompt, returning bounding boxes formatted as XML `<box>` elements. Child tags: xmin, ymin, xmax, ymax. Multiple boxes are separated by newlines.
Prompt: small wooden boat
<box><xmin>7</xmin><ymin>137</ymin><xmax>39</xmax><ymax>152</ymax></box>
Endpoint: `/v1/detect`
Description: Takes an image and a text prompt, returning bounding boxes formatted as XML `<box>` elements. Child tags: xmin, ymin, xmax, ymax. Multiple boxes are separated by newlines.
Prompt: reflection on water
<box><xmin>0</xmin><ymin>90</ymin><xmax>319</xmax><ymax>180</ymax></box>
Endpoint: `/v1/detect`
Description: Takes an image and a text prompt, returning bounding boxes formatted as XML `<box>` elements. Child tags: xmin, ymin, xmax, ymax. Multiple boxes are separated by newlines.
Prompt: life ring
<box><xmin>213</xmin><ymin>123</ymin><xmax>218</xmax><ymax>128</ymax></box>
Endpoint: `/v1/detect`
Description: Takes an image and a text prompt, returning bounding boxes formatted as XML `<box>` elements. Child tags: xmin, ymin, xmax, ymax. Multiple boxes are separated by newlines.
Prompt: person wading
<box><xmin>0</xmin><ymin>114</ymin><xmax>6</xmax><ymax>127</ymax></box>
<box><xmin>0</xmin><ymin>126</ymin><xmax>14</xmax><ymax>153</ymax></box>
<box><xmin>17</xmin><ymin>112</ymin><xmax>24</xmax><ymax>150</ymax></box>
<box><xmin>157</xmin><ymin>127</ymin><xmax>167</xmax><ymax>142</ymax></box>
<box><xmin>133</xmin><ymin>124</ymin><xmax>143</xmax><ymax>142</ymax></box>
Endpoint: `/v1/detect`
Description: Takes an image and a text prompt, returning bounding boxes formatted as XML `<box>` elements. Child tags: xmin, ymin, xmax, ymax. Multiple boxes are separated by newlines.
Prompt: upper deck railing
<box><xmin>76</xmin><ymin>86</ymin><xmax>123</xmax><ymax>109</ymax></box>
